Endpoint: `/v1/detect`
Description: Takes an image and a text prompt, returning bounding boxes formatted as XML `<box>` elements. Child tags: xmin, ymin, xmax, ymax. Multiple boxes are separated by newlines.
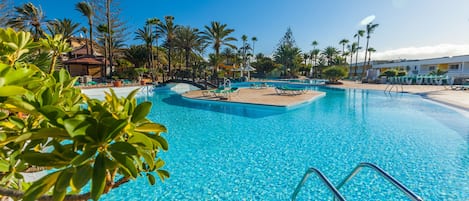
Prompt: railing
<box><xmin>291</xmin><ymin>167</ymin><xmax>346</xmax><ymax>201</ymax></box>
<box><xmin>336</xmin><ymin>162</ymin><xmax>423</xmax><ymax>201</ymax></box>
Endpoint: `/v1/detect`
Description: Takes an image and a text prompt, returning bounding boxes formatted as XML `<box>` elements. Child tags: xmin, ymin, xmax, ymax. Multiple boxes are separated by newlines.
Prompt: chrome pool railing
<box><xmin>335</xmin><ymin>162</ymin><xmax>423</xmax><ymax>201</ymax></box>
<box><xmin>291</xmin><ymin>162</ymin><xmax>423</xmax><ymax>201</ymax></box>
<box><xmin>291</xmin><ymin>167</ymin><xmax>346</xmax><ymax>201</ymax></box>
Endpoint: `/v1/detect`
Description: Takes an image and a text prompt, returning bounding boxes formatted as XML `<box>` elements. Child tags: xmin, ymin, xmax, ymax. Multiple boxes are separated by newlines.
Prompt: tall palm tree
<box><xmin>322</xmin><ymin>46</ymin><xmax>339</xmax><ymax>66</ymax></box>
<box><xmin>201</xmin><ymin>21</ymin><xmax>237</xmax><ymax>72</ymax></box>
<box><xmin>174</xmin><ymin>26</ymin><xmax>203</xmax><ymax>71</ymax></box>
<box><xmin>7</xmin><ymin>2</ymin><xmax>46</xmax><ymax>41</ymax></box>
<box><xmin>134</xmin><ymin>25</ymin><xmax>153</xmax><ymax>68</ymax></box>
<box><xmin>47</xmin><ymin>18</ymin><xmax>80</xmax><ymax>40</ymax></box>
<box><xmin>353</xmin><ymin>30</ymin><xmax>365</xmax><ymax>77</ymax></box>
<box><xmin>251</xmin><ymin>36</ymin><xmax>257</xmax><ymax>60</ymax></box>
<box><xmin>158</xmin><ymin>16</ymin><xmax>179</xmax><ymax>79</ymax></box>
<box><xmin>367</xmin><ymin>47</ymin><xmax>376</xmax><ymax>67</ymax></box>
<box><xmin>75</xmin><ymin>1</ymin><xmax>94</xmax><ymax>55</ymax></box>
<box><xmin>363</xmin><ymin>22</ymin><xmax>379</xmax><ymax>70</ymax></box>
<box><xmin>309</xmin><ymin>40</ymin><xmax>319</xmax><ymax>77</ymax></box>
<box><xmin>97</xmin><ymin>24</ymin><xmax>108</xmax><ymax>77</ymax></box>
<box><xmin>146</xmin><ymin>18</ymin><xmax>160</xmax><ymax>72</ymax></box>
<box><xmin>339</xmin><ymin>38</ymin><xmax>349</xmax><ymax>57</ymax></box>
<box><xmin>347</xmin><ymin>42</ymin><xmax>358</xmax><ymax>77</ymax></box>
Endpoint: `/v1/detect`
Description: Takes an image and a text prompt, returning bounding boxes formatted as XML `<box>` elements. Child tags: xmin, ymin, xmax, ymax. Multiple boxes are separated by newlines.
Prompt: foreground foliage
<box><xmin>0</xmin><ymin>28</ymin><xmax>169</xmax><ymax>201</ymax></box>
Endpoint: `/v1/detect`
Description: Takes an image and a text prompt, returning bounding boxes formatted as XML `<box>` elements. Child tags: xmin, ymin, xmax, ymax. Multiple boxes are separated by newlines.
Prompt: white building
<box><xmin>372</xmin><ymin>55</ymin><xmax>469</xmax><ymax>78</ymax></box>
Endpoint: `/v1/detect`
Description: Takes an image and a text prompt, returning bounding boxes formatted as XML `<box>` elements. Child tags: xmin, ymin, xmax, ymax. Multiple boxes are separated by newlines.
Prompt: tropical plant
<box><xmin>157</xmin><ymin>16</ymin><xmax>179</xmax><ymax>79</ymax></box>
<box><xmin>0</xmin><ymin>0</ymin><xmax>12</xmax><ymax>27</ymax></box>
<box><xmin>381</xmin><ymin>69</ymin><xmax>398</xmax><ymax>77</ymax></box>
<box><xmin>310</xmin><ymin>40</ymin><xmax>319</xmax><ymax>77</ymax></box>
<box><xmin>322</xmin><ymin>65</ymin><xmax>348</xmax><ymax>83</ymax></box>
<box><xmin>39</xmin><ymin>33</ymin><xmax>72</xmax><ymax>74</ymax></box>
<box><xmin>201</xmin><ymin>21</ymin><xmax>237</xmax><ymax>72</ymax></box>
<box><xmin>134</xmin><ymin>25</ymin><xmax>153</xmax><ymax>69</ymax></box>
<box><xmin>273</xmin><ymin>28</ymin><xmax>302</xmax><ymax>76</ymax></box>
<box><xmin>0</xmin><ymin>28</ymin><xmax>169</xmax><ymax>201</ymax></box>
<box><xmin>366</xmin><ymin>47</ymin><xmax>376</xmax><ymax>67</ymax></box>
<box><xmin>339</xmin><ymin>38</ymin><xmax>349</xmax><ymax>57</ymax></box>
<box><xmin>174</xmin><ymin>26</ymin><xmax>204</xmax><ymax>71</ymax></box>
<box><xmin>347</xmin><ymin>42</ymin><xmax>359</xmax><ymax>77</ymax></box>
<box><xmin>0</xmin><ymin>28</ymin><xmax>39</xmax><ymax>65</ymax></box>
<box><xmin>7</xmin><ymin>2</ymin><xmax>47</xmax><ymax>41</ymax></box>
<box><xmin>251</xmin><ymin>36</ymin><xmax>257</xmax><ymax>59</ymax></box>
<box><xmin>146</xmin><ymin>18</ymin><xmax>161</xmax><ymax>80</ymax></box>
<box><xmin>75</xmin><ymin>1</ymin><xmax>94</xmax><ymax>55</ymax></box>
<box><xmin>353</xmin><ymin>29</ymin><xmax>365</xmax><ymax>76</ymax></box>
<box><xmin>363</xmin><ymin>22</ymin><xmax>379</xmax><ymax>70</ymax></box>
<box><xmin>429</xmin><ymin>68</ymin><xmax>447</xmax><ymax>76</ymax></box>
<box><xmin>47</xmin><ymin>18</ymin><xmax>80</xmax><ymax>40</ymax></box>
<box><xmin>322</xmin><ymin>46</ymin><xmax>339</xmax><ymax>66</ymax></box>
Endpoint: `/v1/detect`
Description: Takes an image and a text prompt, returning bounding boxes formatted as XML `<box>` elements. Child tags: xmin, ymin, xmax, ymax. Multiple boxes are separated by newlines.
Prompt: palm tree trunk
<box><xmin>354</xmin><ymin>37</ymin><xmax>360</xmax><ymax>78</ymax></box>
<box><xmin>89</xmin><ymin>20</ymin><xmax>94</xmax><ymax>55</ymax></box>
<box><xmin>106</xmin><ymin>0</ymin><xmax>113</xmax><ymax>75</ymax></box>
<box><xmin>363</xmin><ymin>37</ymin><xmax>370</xmax><ymax>78</ymax></box>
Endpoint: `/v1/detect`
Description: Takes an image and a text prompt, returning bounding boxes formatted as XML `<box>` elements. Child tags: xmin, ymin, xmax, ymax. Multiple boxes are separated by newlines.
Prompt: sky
<box><xmin>10</xmin><ymin>0</ymin><xmax>469</xmax><ymax>61</ymax></box>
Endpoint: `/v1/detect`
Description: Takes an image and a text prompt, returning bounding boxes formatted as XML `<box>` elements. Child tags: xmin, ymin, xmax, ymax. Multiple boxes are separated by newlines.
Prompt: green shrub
<box><xmin>322</xmin><ymin>65</ymin><xmax>348</xmax><ymax>83</ymax></box>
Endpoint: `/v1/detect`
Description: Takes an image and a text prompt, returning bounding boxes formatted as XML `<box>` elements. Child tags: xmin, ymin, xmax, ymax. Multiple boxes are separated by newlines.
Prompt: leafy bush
<box><xmin>322</xmin><ymin>65</ymin><xmax>348</xmax><ymax>83</ymax></box>
<box><xmin>0</xmin><ymin>28</ymin><xmax>169</xmax><ymax>201</ymax></box>
<box><xmin>429</xmin><ymin>68</ymin><xmax>447</xmax><ymax>76</ymax></box>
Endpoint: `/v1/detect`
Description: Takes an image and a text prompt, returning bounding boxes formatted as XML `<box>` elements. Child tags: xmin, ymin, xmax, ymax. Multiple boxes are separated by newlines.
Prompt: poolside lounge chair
<box><xmin>275</xmin><ymin>86</ymin><xmax>306</xmax><ymax>95</ymax></box>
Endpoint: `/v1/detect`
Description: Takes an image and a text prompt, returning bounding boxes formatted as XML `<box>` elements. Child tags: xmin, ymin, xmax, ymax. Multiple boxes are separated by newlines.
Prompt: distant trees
<box><xmin>7</xmin><ymin>2</ymin><xmax>47</xmax><ymax>41</ymax></box>
<box><xmin>273</xmin><ymin>27</ymin><xmax>302</xmax><ymax>77</ymax></box>
<box><xmin>201</xmin><ymin>21</ymin><xmax>237</xmax><ymax>73</ymax></box>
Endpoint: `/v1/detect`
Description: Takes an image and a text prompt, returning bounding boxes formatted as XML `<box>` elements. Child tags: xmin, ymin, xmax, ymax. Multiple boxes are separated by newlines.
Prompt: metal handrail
<box><xmin>291</xmin><ymin>167</ymin><xmax>346</xmax><ymax>201</ymax></box>
<box><xmin>336</xmin><ymin>162</ymin><xmax>423</xmax><ymax>201</ymax></box>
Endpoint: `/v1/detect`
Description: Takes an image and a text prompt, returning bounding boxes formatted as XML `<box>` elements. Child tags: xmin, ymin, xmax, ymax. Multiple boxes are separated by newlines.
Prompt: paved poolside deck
<box><xmin>329</xmin><ymin>80</ymin><xmax>469</xmax><ymax>112</ymax></box>
<box><xmin>182</xmin><ymin>87</ymin><xmax>325</xmax><ymax>107</ymax></box>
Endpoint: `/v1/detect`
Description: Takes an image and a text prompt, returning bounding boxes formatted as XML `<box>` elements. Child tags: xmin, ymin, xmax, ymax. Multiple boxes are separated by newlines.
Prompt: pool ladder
<box><xmin>291</xmin><ymin>162</ymin><xmax>423</xmax><ymax>201</ymax></box>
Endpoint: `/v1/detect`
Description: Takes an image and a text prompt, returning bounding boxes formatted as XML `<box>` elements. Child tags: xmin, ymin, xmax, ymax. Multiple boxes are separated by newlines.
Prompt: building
<box><xmin>372</xmin><ymin>55</ymin><xmax>469</xmax><ymax>78</ymax></box>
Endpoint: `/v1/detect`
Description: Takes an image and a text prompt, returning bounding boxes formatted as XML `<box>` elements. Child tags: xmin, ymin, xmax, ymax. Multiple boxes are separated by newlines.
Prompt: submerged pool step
<box><xmin>291</xmin><ymin>162</ymin><xmax>423</xmax><ymax>201</ymax></box>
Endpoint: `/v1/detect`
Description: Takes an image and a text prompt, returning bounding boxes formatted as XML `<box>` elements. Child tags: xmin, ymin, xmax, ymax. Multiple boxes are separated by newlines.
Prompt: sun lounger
<box><xmin>275</xmin><ymin>86</ymin><xmax>306</xmax><ymax>95</ymax></box>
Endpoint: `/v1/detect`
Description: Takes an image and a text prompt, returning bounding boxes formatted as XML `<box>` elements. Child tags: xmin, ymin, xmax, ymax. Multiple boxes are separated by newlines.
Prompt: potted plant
<box><xmin>135</xmin><ymin>67</ymin><xmax>148</xmax><ymax>85</ymax></box>
<box><xmin>112</xmin><ymin>75</ymin><xmax>122</xmax><ymax>87</ymax></box>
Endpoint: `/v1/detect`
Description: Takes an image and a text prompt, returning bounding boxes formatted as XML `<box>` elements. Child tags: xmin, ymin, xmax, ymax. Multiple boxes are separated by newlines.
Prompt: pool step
<box><xmin>291</xmin><ymin>162</ymin><xmax>423</xmax><ymax>201</ymax></box>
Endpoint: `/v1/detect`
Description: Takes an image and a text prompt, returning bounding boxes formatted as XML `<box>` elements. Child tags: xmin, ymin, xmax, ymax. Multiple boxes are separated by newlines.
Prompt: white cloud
<box><xmin>360</xmin><ymin>15</ymin><xmax>376</xmax><ymax>26</ymax></box>
<box><xmin>372</xmin><ymin>44</ymin><xmax>469</xmax><ymax>60</ymax></box>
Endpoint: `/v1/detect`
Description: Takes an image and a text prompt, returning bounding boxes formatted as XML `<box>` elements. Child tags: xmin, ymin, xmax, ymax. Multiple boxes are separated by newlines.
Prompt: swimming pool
<box><xmin>100</xmin><ymin>84</ymin><xmax>468</xmax><ymax>200</ymax></box>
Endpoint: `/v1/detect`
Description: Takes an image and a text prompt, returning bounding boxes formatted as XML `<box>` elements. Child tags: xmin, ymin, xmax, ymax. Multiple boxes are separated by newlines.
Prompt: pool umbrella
<box><xmin>243</xmin><ymin>64</ymin><xmax>256</xmax><ymax>80</ymax></box>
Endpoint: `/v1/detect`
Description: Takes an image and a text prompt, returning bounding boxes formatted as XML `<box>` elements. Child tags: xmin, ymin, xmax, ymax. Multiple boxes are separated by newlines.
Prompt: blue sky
<box><xmin>12</xmin><ymin>0</ymin><xmax>469</xmax><ymax>60</ymax></box>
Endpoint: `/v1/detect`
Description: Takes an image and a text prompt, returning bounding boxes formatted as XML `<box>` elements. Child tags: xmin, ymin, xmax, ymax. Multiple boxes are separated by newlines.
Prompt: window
<box><xmin>449</xmin><ymin>64</ymin><xmax>459</xmax><ymax>70</ymax></box>
<box><xmin>428</xmin><ymin>66</ymin><xmax>436</xmax><ymax>71</ymax></box>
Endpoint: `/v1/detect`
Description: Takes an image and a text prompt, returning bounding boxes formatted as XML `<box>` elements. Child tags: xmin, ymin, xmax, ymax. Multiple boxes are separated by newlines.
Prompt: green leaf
<box><xmin>102</xmin><ymin>119</ymin><xmax>127</xmax><ymax>142</ymax></box>
<box><xmin>38</xmin><ymin>105</ymin><xmax>66</xmax><ymax>124</ymax></box>
<box><xmin>128</xmin><ymin>132</ymin><xmax>153</xmax><ymax>149</ymax></box>
<box><xmin>20</xmin><ymin>152</ymin><xmax>70</xmax><ymax>167</ymax></box>
<box><xmin>0</xmin><ymin>86</ymin><xmax>28</xmax><ymax>96</ymax></box>
<box><xmin>108</xmin><ymin>142</ymin><xmax>138</xmax><ymax>155</ymax></box>
<box><xmin>135</xmin><ymin>123</ymin><xmax>167</xmax><ymax>133</ymax></box>
<box><xmin>33</xmin><ymin>127</ymin><xmax>69</xmax><ymax>139</ymax></box>
<box><xmin>126</xmin><ymin>88</ymin><xmax>140</xmax><ymax>100</ymax></box>
<box><xmin>147</xmin><ymin>173</ymin><xmax>156</xmax><ymax>185</ymax></box>
<box><xmin>53</xmin><ymin>168</ymin><xmax>75</xmax><ymax>201</ymax></box>
<box><xmin>110</xmin><ymin>152</ymin><xmax>138</xmax><ymax>178</ymax></box>
<box><xmin>70</xmin><ymin>147</ymin><xmax>97</xmax><ymax>166</ymax></box>
<box><xmin>0</xmin><ymin>133</ymin><xmax>5</xmax><ymax>142</ymax></box>
<box><xmin>0</xmin><ymin>159</ymin><xmax>9</xmax><ymax>172</ymax></box>
<box><xmin>152</xmin><ymin>135</ymin><xmax>169</xmax><ymax>151</ymax></box>
<box><xmin>131</xmin><ymin>102</ymin><xmax>152</xmax><ymax>123</ymax></box>
<box><xmin>156</xmin><ymin>169</ymin><xmax>170</xmax><ymax>182</ymax></box>
<box><xmin>71</xmin><ymin>164</ymin><xmax>92</xmax><ymax>192</ymax></box>
<box><xmin>91</xmin><ymin>153</ymin><xmax>106</xmax><ymax>201</ymax></box>
<box><xmin>23</xmin><ymin>171</ymin><xmax>61</xmax><ymax>201</ymax></box>
<box><xmin>0</xmin><ymin>111</ymin><xmax>8</xmax><ymax>120</ymax></box>
<box><xmin>63</xmin><ymin>117</ymin><xmax>93</xmax><ymax>138</ymax></box>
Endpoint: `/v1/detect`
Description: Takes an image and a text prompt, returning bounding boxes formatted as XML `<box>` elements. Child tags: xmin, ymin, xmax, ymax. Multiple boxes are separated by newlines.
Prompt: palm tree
<box><xmin>75</xmin><ymin>1</ymin><xmax>94</xmax><ymax>55</ymax></box>
<box><xmin>347</xmin><ymin>42</ymin><xmax>358</xmax><ymax>77</ymax></box>
<box><xmin>7</xmin><ymin>2</ymin><xmax>46</xmax><ymax>41</ymax></box>
<box><xmin>322</xmin><ymin>46</ymin><xmax>339</xmax><ymax>66</ymax></box>
<box><xmin>353</xmin><ymin>30</ymin><xmax>365</xmax><ymax>77</ymax></box>
<box><xmin>251</xmin><ymin>36</ymin><xmax>257</xmax><ymax>60</ymax></box>
<box><xmin>339</xmin><ymin>38</ymin><xmax>349</xmax><ymax>57</ymax></box>
<box><xmin>134</xmin><ymin>25</ymin><xmax>153</xmax><ymax>69</ymax></box>
<box><xmin>124</xmin><ymin>45</ymin><xmax>148</xmax><ymax>68</ymax></box>
<box><xmin>363</xmin><ymin>22</ymin><xmax>379</xmax><ymax>70</ymax></box>
<box><xmin>47</xmin><ymin>18</ymin><xmax>80</xmax><ymax>40</ymax></box>
<box><xmin>201</xmin><ymin>21</ymin><xmax>237</xmax><ymax>72</ymax></box>
<box><xmin>174</xmin><ymin>26</ymin><xmax>203</xmax><ymax>71</ymax></box>
<box><xmin>367</xmin><ymin>47</ymin><xmax>376</xmax><ymax>67</ymax></box>
<box><xmin>146</xmin><ymin>18</ymin><xmax>160</xmax><ymax>73</ymax></box>
<box><xmin>158</xmin><ymin>16</ymin><xmax>179</xmax><ymax>79</ymax></box>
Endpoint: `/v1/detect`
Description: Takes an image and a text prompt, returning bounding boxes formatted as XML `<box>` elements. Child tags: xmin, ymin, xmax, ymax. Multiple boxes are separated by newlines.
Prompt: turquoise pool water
<box><xmin>101</xmin><ymin>84</ymin><xmax>468</xmax><ymax>200</ymax></box>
